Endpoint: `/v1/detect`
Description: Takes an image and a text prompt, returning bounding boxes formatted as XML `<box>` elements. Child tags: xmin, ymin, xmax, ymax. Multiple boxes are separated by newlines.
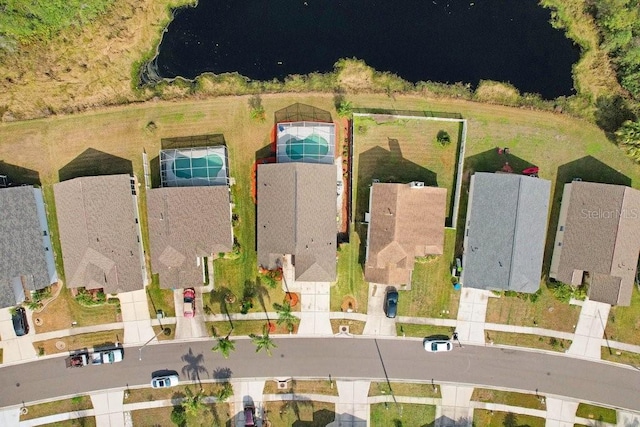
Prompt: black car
<box><xmin>384</xmin><ymin>289</ymin><xmax>399</xmax><ymax>318</ymax></box>
<box><xmin>12</xmin><ymin>307</ymin><xmax>29</xmax><ymax>336</ymax></box>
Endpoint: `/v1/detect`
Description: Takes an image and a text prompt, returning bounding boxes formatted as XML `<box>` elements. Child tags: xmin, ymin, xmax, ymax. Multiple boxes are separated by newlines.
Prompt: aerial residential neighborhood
<box><xmin>1</xmin><ymin>1</ymin><xmax>640</xmax><ymax>426</ymax></box>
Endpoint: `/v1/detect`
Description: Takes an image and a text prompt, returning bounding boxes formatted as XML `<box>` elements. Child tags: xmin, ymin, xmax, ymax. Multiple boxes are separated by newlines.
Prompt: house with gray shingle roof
<box><xmin>257</xmin><ymin>162</ymin><xmax>336</xmax><ymax>282</ymax></box>
<box><xmin>549</xmin><ymin>181</ymin><xmax>640</xmax><ymax>306</ymax></box>
<box><xmin>461</xmin><ymin>172</ymin><xmax>551</xmax><ymax>293</ymax></box>
<box><xmin>54</xmin><ymin>174</ymin><xmax>145</xmax><ymax>294</ymax></box>
<box><xmin>148</xmin><ymin>186</ymin><xmax>232</xmax><ymax>289</ymax></box>
<box><xmin>0</xmin><ymin>186</ymin><xmax>57</xmax><ymax>308</ymax></box>
<box><xmin>364</xmin><ymin>182</ymin><xmax>447</xmax><ymax>286</ymax></box>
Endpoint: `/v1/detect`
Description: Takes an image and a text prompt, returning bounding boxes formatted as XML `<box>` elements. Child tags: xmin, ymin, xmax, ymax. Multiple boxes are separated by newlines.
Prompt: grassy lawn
<box><xmin>330</xmin><ymin>319</ymin><xmax>366</xmax><ymax>335</ymax></box>
<box><xmin>39</xmin><ymin>418</ymin><xmax>96</xmax><ymax>427</ymax></box>
<box><xmin>396</xmin><ymin>323</ymin><xmax>455</xmax><ymax>338</ymax></box>
<box><xmin>207</xmin><ymin>319</ymin><xmax>297</xmax><ymax>337</ymax></box>
<box><xmin>21</xmin><ymin>396</ymin><xmax>92</xmax><ymax>420</ymax></box>
<box><xmin>263</xmin><ymin>400</ymin><xmax>335</xmax><ymax>427</ymax></box>
<box><xmin>126</xmin><ymin>382</ymin><xmax>230</xmax><ymax>404</ymax></box>
<box><xmin>473</xmin><ymin>409</ymin><xmax>545</xmax><ymax>427</ymax></box>
<box><xmin>605</xmin><ymin>286</ymin><xmax>640</xmax><ymax>345</ymax></box>
<box><xmin>263</xmin><ymin>379</ymin><xmax>338</xmax><ymax>396</ymax></box>
<box><xmin>485</xmin><ymin>286</ymin><xmax>580</xmax><ymax>332</ymax></box>
<box><xmin>34</xmin><ymin>285</ymin><xmax>119</xmax><ymax>333</ymax></box>
<box><xmin>601</xmin><ymin>348</ymin><xmax>640</xmax><ymax>367</ymax></box>
<box><xmin>370</xmin><ymin>403</ymin><xmax>436</xmax><ymax>427</ymax></box>
<box><xmin>576</xmin><ymin>403</ymin><xmax>617</xmax><ymax>424</ymax></box>
<box><xmin>34</xmin><ymin>329</ymin><xmax>124</xmax><ymax>355</ymax></box>
<box><xmin>369</xmin><ymin>381</ymin><xmax>441</xmax><ymax>398</ymax></box>
<box><xmin>152</xmin><ymin>324</ymin><xmax>176</xmax><ymax>341</ymax></box>
<box><xmin>398</xmin><ymin>228</ymin><xmax>459</xmax><ymax>319</ymax></box>
<box><xmin>146</xmin><ymin>275</ymin><xmax>176</xmax><ymax>318</ymax></box>
<box><xmin>486</xmin><ymin>331</ymin><xmax>571</xmax><ymax>353</ymax></box>
<box><xmin>130</xmin><ymin>403</ymin><xmax>231</xmax><ymax>427</ymax></box>
<box><xmin>471</xmin><ymin>388</ymin><xmax>546</xmax><ymax>410</ymax></box>
<box><xmin>331</xmin><ymin>231</ymin><xmax>369</xmax><ymax>314</ymax></box>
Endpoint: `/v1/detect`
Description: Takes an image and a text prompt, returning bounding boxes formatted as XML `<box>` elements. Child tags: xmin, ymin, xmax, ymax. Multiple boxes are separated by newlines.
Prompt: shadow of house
<box><xmin>275</xmin><ymin>103</ymin><xmax>332</xmax><ymax>124</ymax></box>
<box><xmin>161</xmin><ymin>134</ymin><xmax>226</xmax><ymax>150</ymax></box>
<box><xmin>0</xmin><ymin>161</ymin><xmax>41</xmax><ymax>186</ymax></box>
<box><xmin>543</xmin><ymin>156</ymin><xmax>632</xmax><ymax>277</ymax></box>
<box><xmin>356</xmin><ymin>139</ymin><xmax>438</xmax><ymax>262</ymax></box>
<box><xmin>292</xmin><ymin>408</ymin><xmax>339</xmax><ymax>427</ymax></box>
<box><xmin>58</xmin><ymin>148</ymin><xmax>133</xmax><ymax>182</ymax></box>
<box><xmin>426</xmin><ymin>415</ymin><xmax>473</xmax><ymax>427</ymax></box>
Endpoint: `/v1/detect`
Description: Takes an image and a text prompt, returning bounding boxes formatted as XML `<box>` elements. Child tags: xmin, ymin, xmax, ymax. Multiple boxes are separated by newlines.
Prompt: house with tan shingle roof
<box><xmin>54</xmin><ymin>174</ymin><xmax>145</xmax><ymax>294</ymax></box>
<box><xmin>257</xmin><ymin>162</ymin><xmax>337</xmax><ymax>282</ymax></box>
<box><xmin>364</xmin><ymin>182</ymin><xmax>447</xmax><ymax>286</ymax></box>
<box><xmin>550</xmin><ymin>181</ymin><xmax>640</xmax><ymax>306</ymax></box>
<box><xmin>148</xmin><ymin>186</ymin><xmax>232</xmax><ymax>289</ymax></box>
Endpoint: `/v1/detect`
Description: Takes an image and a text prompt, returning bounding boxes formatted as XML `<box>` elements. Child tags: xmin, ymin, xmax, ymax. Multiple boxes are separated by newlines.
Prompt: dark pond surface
<box><xmin>146</xmin><ymin>0</ymin><xmax>580</xmax><ymax>99</ymax></box>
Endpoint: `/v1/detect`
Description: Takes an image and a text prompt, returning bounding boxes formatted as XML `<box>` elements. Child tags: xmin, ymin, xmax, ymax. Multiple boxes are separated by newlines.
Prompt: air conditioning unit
<box><xmin>410</xmin><ymin>181</ymin><xmax>425</xmax><ymax>188</ymax></box>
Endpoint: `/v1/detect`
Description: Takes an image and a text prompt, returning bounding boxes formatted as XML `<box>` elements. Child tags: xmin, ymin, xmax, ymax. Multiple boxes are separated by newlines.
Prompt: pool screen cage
<box><xmin>160</xmin><ymin>145</ymin><xmax>229</xmax><ymax>187</ymax></box>
<box><xmin>274</xmin><ymin>103</ymin><xmax>332</xmax><ymax>124</ymax></box>
<box><xmin>276</xmin><ymin>121</ymin><xmax>336</xmax><ymax>164</ymax></box>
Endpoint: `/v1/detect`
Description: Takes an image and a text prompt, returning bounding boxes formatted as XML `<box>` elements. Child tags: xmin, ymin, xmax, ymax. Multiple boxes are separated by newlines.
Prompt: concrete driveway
<box><xmin>173</xmin><ymin>288</ymin><xmax>208</xmax><ymax>339</ymax></box>
<box><xmin>363</xmin><ymin>283</ymin><xmax>397</xmax><ymax>336</ymax></box>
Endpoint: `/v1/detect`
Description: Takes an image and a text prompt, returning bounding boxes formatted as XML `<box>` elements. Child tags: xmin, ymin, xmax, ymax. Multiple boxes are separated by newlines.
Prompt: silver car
<box><xmin>151</xmin><ymin>374</ymin><xmax>179</xmax><ymax>388</ymax></box>
<box><xmin>423</xmin><ymin>339</ymin><xmax>453</xmax><ymax>352</ymax></box>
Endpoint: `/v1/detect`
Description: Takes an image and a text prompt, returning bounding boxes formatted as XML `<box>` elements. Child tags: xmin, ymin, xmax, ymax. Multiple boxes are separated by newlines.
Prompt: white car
<box><xmin>151</xmin><ymin>374</ymin><xmax>179</xmax><ymax>388</ymax></box>
<box><xmin>423</xmin><ymin>339</ymin><xmax>453</xmax><ymax>353</ymax></box>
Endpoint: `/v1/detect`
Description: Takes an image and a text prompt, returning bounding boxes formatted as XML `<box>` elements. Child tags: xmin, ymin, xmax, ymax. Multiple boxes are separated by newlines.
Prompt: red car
<box><xmin>183</xmin><ymin>288</ymin><xmax>196</xmax><ymax>318</ymax></box>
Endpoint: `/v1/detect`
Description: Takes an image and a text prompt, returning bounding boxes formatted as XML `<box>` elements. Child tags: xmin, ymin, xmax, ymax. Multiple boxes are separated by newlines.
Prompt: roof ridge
<box><xmin>507</xmin><ymin>176</ymin><xmax>523</xmax><ymax>290</ymax></box>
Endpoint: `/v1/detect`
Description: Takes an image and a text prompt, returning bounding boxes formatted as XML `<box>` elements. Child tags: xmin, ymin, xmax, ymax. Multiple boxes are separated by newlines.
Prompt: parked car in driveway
<box><xmin>11</xmin><ymin>307</ymin><xmax>29</xmax><ymax>336</ymax></box>
<box><xmin>384</xmin><ymin>289</ymin><xmax>398</xmax><ymax>318</ymax></box>
<box><xmin>423</xmin><ymin>338</ymin><xmax>453</xmax><ymax>352</ymax></box>
<box><xmin>151</xmin><ymin>374</ymin><xmax>179</xmax><ymax>388</ymax></box>
<box><xmin>183</xmin><ymin>288</ymin><xmax>195</xmax><ymax>318</ymax></box>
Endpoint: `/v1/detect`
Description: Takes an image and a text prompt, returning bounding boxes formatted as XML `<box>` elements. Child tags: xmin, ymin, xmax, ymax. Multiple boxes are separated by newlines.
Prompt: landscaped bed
<box><xmin>21</xmin><ymin>395</ymin><xmax>93</xmax><ymax>420</ymax></box>
<box><xmin>33</xmin><ymin>329</ymin><xmax>124</xmax><ymax>356</ymax></box>
<box><xmin>263</xmin><ymin>400</ymin><xmax>335</xmax><ymax>426</ymax></box>
<box><xmin>485</xmin><ymin>331</ymin><xmax>572</xmax><ymax>353</ymax></box>
<box><xmin>263</xmin><ymin>379</ymin><xmax>338</xmax><ymax>396</ymax></box>
<box><xmin>370</xmin><ymin>402</ymin><xmax>436</xmax><ymax>426</ymax></box>
<box><xmin>471</xmin><ymin>388</ymin><xmax>546</xmax><ymax>410</ymax></box>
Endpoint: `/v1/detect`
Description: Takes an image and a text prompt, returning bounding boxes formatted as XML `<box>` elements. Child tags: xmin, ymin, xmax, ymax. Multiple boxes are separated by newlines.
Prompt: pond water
<box><xmin>144</xmin><ymin>0</ymin><xmax>580</xmax><ymax>99</ymax></box>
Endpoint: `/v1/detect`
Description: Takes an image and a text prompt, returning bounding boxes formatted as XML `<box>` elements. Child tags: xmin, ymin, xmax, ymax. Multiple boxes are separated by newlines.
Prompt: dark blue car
<box><xmin>12</xmin><ymin>307</ymin><xmax>29</xmax><ymax>336</ymax></box>
<box><xmin>384</xmin><ymin>289</ymin><xmax>398</xmax><ymax>318</ymax></box>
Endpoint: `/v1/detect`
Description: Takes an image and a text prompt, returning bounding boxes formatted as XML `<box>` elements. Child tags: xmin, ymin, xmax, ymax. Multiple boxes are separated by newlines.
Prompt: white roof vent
<box><xmin>410</xmin><ymin>181</ymin><xmax>425</xmax><ymax>188</ymax></box>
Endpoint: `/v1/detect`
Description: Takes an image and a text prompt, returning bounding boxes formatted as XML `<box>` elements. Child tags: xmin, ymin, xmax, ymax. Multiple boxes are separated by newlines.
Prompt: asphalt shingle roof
<box><xmin>257</xmin><ymin>163</ymin><xmax>336</xmax><ymax>282</ymax></box>
<box><xmin>365</xmin><ymin>183</ymin><xmax>447</xmax><ymax>285</ymax></box>
<box><xmin>0</xmin><ymin>186</ymin><xmax>52</xmax><ymax>308</ymax></box>
<box><xmin>54</xmin><ymin>175</ymin><xmax>144</xmax><ymax>294</ymax></box>
<box><xmin>462</xmin><ymin>172</ymin><xmax>551</xmax><ymax>293</ymax></box>
<box><xmin>551</xmin><ymin>182</ymin><xmax>640</xmax><ymax>305</ymax></box>
<box><xmin>148</xmin><ymin>186</ymin><xmax>233</xmax><ymax>289</ymax></box>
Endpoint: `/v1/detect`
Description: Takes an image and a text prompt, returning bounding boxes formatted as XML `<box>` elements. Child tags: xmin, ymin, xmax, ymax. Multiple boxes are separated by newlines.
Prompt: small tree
<box><xmin>249</xmin><ymin>329</ymin><xmax>277</xmax><ymax>356</ymax></box>
<box><xmin>211</xmin><ymin>331</ymin><xmax>236</xmax><ymax>359</ymax></box>
<box><xmin>181</xmin><ymin>386</ymin><xmax>205</xmax><ymax>417</ymax></box>
<box><xmin>337</xmin><ymin>100</ymin><xmax>353</xmax><ymax>118</ymax></box>
<box><xmin>216</xmin><ymin>382</ymin><xmax>234</xmax><ymax>402</ymax></box>
<box><xmin>170</xmin><ymin>405</ymin><xmax>187</xmax><ymax>427</ymax></box>
<box><xmin>273</xmin><ymin>302</ymin><xmax>299</xmax><ymax>332</ymax></box>
<box><xmin>248</xmin><ymin>94</ymin><xmax>266</xmax><ymax>122</ymax></box>
<box><xmin>436</xmin><ymin>130</ymin><xmax>451</xmax><ymax>146</ymax></box>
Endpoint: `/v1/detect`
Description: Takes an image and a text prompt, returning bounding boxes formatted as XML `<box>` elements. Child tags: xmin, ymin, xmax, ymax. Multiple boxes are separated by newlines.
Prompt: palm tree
<box><xmin>249</xmin><ymin>330</ymin><xmax>277</xmax><ymax>356</ymax></box>
<box><xmin>181</xmin><ymin>386</ymin><xmax>205</xmax><ymax>417</ymax></box>
<box><xmin>273</xmin><ymin>302</ymin><xmax>299</xmax><ymax>332</ymax></box>
<box><xmin>211</xmin><ymin>328</ymin><xmax>236</xmax><ymax>359</ymax></box>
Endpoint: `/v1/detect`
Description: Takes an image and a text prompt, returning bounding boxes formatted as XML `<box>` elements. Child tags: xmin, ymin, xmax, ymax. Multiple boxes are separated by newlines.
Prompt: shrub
<box><xmin>170</xmin><ymin>405</ymin><xmax>187</xmax><ymax>427</ymax></box>
<box><xmin>436</xmin><ymin>130</ymin><xmax>451</xmax><ymax>146</ymax></box>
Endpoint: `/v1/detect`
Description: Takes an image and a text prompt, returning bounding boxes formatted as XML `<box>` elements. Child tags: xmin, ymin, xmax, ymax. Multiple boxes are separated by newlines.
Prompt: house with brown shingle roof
<box><xmin>147</xmin><ymin>186</ymin><xmax>232</xmax><ymax>289</ymax></box>
<box><xmin>364</xmin><ymin>182</ymin><xmax>447</xmax><ymax>286</ymax></box>
<box><xmin>54</xmin><ymin>174</ymin><xmax>145</xmax><ymax>294</ymax></box>
<box><xmin>549</xmin><ymin>181</ymin><xmax>640</xmax><ymax>306</ymax></box>
<box><xmin>257</xmin><ymin>162</ymin><xmax>336</xmax><ymax>282</ymax></box>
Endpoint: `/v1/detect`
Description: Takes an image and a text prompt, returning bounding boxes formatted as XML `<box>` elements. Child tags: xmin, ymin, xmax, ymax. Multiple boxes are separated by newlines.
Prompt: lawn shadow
<box><xmin>543</xmin><ymin>156</ymin><xmax>632</xmax><ymax>278</ymax></box>
<box><xmin>355</xmin><ymin>138</ymin><xmax>438</xmax><ymax>263</ymax></box>
<box><xmin>58</xmin><ymin>148</ymin><xmax>133</xmax><ymax>182</ymax></box>
<box><xmin>292</xmin><ymin>409</ymin><xmax>347</xmax><ymax>426</ymax></box>
<box><xmin>212</xmin><ymin>367</ymin><xmax>233</xmax><ymax>380</ymax></box>
<box><xmin>0</xmin><ymin>160</ymin><xmax>40</xmax><ymax>186</ymax></box>
<box><xmin>426</xmin><ymin>415</ymin><xmax>472</xmax><ymax>427</ymax></box>
<box><xmin>149</xmin><ymin>154</ymin><xmax>161</xmax><ymax>188</ymax></box>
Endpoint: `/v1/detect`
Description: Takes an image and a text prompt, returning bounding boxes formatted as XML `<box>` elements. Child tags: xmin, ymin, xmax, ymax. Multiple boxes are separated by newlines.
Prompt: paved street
<box><xmin>1</xmin><ymin>337</ymin><xmax>638</xmax><ymax>412</ymax></box>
